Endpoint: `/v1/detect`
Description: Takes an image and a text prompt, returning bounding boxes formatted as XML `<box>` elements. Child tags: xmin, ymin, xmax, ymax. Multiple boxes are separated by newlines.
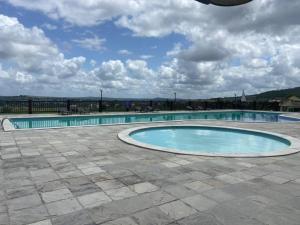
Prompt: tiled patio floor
<box><xmin>0</xmin><ymin>120</ymin><xmax>300</xmax><ymax>225</ymax></box>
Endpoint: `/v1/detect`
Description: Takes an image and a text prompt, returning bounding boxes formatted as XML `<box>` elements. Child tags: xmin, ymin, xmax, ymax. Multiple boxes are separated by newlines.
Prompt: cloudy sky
<box><xmin>0</xmin><ymin>0</ymin><xmax>299</xmax><ymax>98</ymax></box>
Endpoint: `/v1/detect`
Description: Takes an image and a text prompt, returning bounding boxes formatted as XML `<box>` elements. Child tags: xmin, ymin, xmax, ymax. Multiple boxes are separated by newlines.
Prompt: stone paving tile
<box><xmin>46</xmin><ymin>198</ymin><xmax>82</xmax><ymax>216</ymax></box>
<box><xmin>57</xmin><ymin>170</ymin><xmax>84</xmax><ymax>179</ymax></box>
<box><xmin>159</xmin><ymin>200</ymin><xmax>197</xmax><ymax>220</ymax></box>
<box><xmin>168</xmin><ymin>157</ymin><xmax>192</xmax><ymax>166</ymax></box>
<box><xmin>101</xmin><ymin>217</ymin><xmax>138</xmax><ymax>225</ymax></box>
<box><xmin>118</xmin><ymin>175</ymin><xmax>143</xmax><ymax>185</ymax></box>
<box><xmin>88</xmin><ymin>172</ymin><xmax>114</xmax><ymax>183</ymax></box>
<box><xmin>64</xmin><ymin>177</ymin><xmax>101</xmax><ymax>196</ymax></box>
<box><xmin>96</xmin><ymin>179</ymin><xmax>125</xmax><ymax>191</ymax></box>
<box><xmin>9</xmin><ymin>205</ymin><xmax>49</xmax><ymax>225</ymax></box>
<box><xmin>215</xmin><ymin>174</ymin><xmax>244</xmax><ymax>184</ymax></box>
<box><xmin>51</xmin><ymin>210</ymin><xmax>95</xmax><ymax>225</ymax></box>
<box><xmin>132</xmin><ymin>207</ymin><xmax>173</xmax><ymax>225</ymax></box>
<box><xmin>88</xmin><ymin>191</ymin><xmax>176</xmax><ymax>224</ymax></box>
<box><xmin>0</xmin><ymin>213</ymin><xmax>9</xmax><ymax>225</ymax></box>
<box><xmin>6</xmin><ymin>186</ymin><xmax>37</xmax><ymax>199</ymax></box>
<box><xmin>185</xmin><ymin>171</ymin><xmax>211</xmax><ymax>180</ymax></box>
<box><xmin>1</xmin><ymin>120</ymin><xmax>300</xmax><ymax>225</ymax></box>
<box><xmin>182</xmin><ymin>194</ymin><xmax>217</xmax><ymax>212</ymax></box>
<box><xmin>77</xmin><ymin>162</ymin><xmax>97</xmax><ymax>169</ymax></box>
<box><xmin>7</xmin><ymin>194</ymin><xmax>42</xmax><ymax>211</ymax></box>
<box><xmin>78</xmin><ymin>192</ymin><xmax>112</xmax><ymax>208</ymax></box>
<box><xmin>202</xmin><ymin>188</ymin><xmax>235</xmax><ymax>203</ymax></box>
<box><xmin>130</xmin><ymin>182</ymin><xmax>159</xmax><ymax>194</ymax></box>
<box><xmin>218</xmin><ymin>182</ymin><xmax>257</xmax><ymax>198</ymax></box>
<box><xmin>80</xmin><ymin>167</ymin><xmax>105</xmax><ymax>175</ymax></box>
<box><xmin>27</xmin><ymin>219</ymin><xmax>52</xmax><ymax>225</ymax></box>
<box><xmin>255</xmin><ymin>205</ymin><xmax>300</xmax><ymax>225</ymax></box>
<box><xmin>262</xmin><ymin>174</ymin><xmax>290</xmax><ymax>184</ymax></box>
<box><xmin>209</xmin><ymin>204</ymin><xmax>266</xmax><ymax>225</ymax></box>
<box><xmin>107</xmin><ymin>169</ymin><xmax>134</xmax><ymax>178</ymax></box>
<box><xmin>41</xmin><ymin>188</ymin><xmax>73</xmax><ymax>203</ymax></box>
<box><xmin>177</xmin><ymin>212</ymin><xmax>223</xmax><ymax>225</ymax></box>
<box><xmin>105</xmin><ymin>187</ymin><xmax>137</xmax><ymax>200</ymax></box>
<box><xmin>201</xmin><ymin>178</ymin><xmax>228</xmax><ymax>188</ymax></box>
<box><xmin>160</xmin><ymin>162</ymin><xmax>180</xmax><ymax>168</ymax></box>
<box><xmin>184</xmin><ymin>180</ymin><xmax>213</xmax><ymax>192</ymax></box>
<box><xmin>163</xmin><ymin>185</ymin><xmax>198</xmax><ymax>199</ymax></box>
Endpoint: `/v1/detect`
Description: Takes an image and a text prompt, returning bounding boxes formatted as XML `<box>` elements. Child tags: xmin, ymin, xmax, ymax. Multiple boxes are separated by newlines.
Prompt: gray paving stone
<box><xmin>118</xmin><ymin>175</ymin><xmax>143</xmax><ymax>185</ymax></box>
<box><xmin>80</xmin><ymin>167</ymin><xmax>105</xmax><ymax>175</ymax></box>
<box><xmin>178</xmin><ymin>212</ymin><xmax>222</xmax><ymax>225</ymax></box>
<box><xmin>101</xmin><ymin>217</ymin><xmax>138</xmax><ymax>225</ymax></box>
<box><xmin>209</xmin><ymin>204</ymin><xmax>266</xmax><ymax>225</ymax></box>
<box><xmin>216</xmin><ymin>174</ymin><xmax>244</xmax><ymax>184</ymax></box>
<box><xmin>41</xmin><ymin>188</ymin><xmax>73</xmax><ymax>203</ymax></box>
<box><xmin>262</xmin><ymin>174</ymin><xmax>290</xmax><ymax>184</ymax></box>
<box><xmin>130</xmin><ymin>182</ymin><xmax>159</xmax><ymax>194</ymax></box>
<box><xmin>88</xmin><ymin>191</ymin><xmax>176</xmax><ymax>224</ymax></box>
<box><xmin>64</xmin><ymin>177</ymin><xmax>101</xmax><ymax>196</ymax></box>
<box><xmin>107</xmin><ymin>169</ymin><xmax>134</xmax><ymax>178</ymax></box>
<box><xmin>7</xmin><ymin>194</ymin><xmax>42</xmax><ymax>211</ymax></box>
<box><xmin>255</xmin><ymin>207</ymin><xmax>299</xmax><ymax>225</ymax></box>
<box><xmin>1</xmin><ymin>120</ymin><xmax>300</xmax><ymax>225</ymax></box>
<box><xmin>163</xmin><ymin>185</ymin><xmax>198</xmax><ymax>199</ymax></box>
<box><xmin>182</xmin><ymin>194</ymin><xmax>217</xmax><ymax>212</ymax></box>
<box><xmin>78</xmin><ymin>192</ymin><xmax>111</xmax><ymax>208</ymax></box>
<box><xmin>46</xmin><ymin>198</ymin><xmax>82</xmax><ymax>216</ymax></box>
<box><xmin>159</xmin><ymin>200</ymin><xmax>197</xmax><ymax>220</ymax></box>
<box><xmin>202</xmin><ymin>188</ymin><xmax>235</xmax><ymax>203</ymax></box>
<box><xmin>105</xmin><ymin>186</ymin><xmax>137</xmax><ymax>200</ymax></box>
<box><xmin>36</xmin><ymin>180</ymin><xmax>67</xmax><ymax>193</ymax></box>
<box><xmin>132</xmin><ymin>207</ymin><xmax>173</xmax><ymax>225</ymax></box>
<box><xmin>88</xmin><ymin>172</ymin><xmax>114</xmax><ymax>183</ymax></box>
<box><xmin>0</xmin><ymin>213</ymin><xmax>9</xmax><ymax>225</ymax></box>
<box><xmin>51</xmin><ymin>210</ymin><xmax>95</xmax><ymax>225</ymax></box>
<box><xmin>9</xmin><ymin>205</ymin><xmax>49</xmax><ymax>225</ymax></box>
<box><xmin>27</xmin><ymin>219</ymin><xmax>52</xmax><ymax>225</ymax></box>
<box><xmin>6</xmin><ymin>186</ymin><xmax>37</xmax><ymax>199</ymax></box>
<box><xmin>96</xmin><ymin>179</ymin><xmax>125</xmax><ymax>191</ymax></box>
<box><xmin>184</xmin><ymin>181</ymin><xmax>213</xmax><ymax>192</ymax></box>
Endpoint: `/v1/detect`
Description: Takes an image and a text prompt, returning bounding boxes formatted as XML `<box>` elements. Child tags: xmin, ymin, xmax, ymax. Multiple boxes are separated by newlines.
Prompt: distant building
<box><xmin>280</xmin><ymin>96</ymin><xmax>300</xmax><ymax>112</ymax></box>
<box><xmin>241</xmin><ymin>90</ymin><xmax>247</xmax><ymax>103</ymax></box>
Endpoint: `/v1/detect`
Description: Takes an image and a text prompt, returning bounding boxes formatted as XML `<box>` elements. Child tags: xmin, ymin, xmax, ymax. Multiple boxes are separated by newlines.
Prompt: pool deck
<box><xmin>0</xmin><ymin>119</ymin><xmax>300</xmax><ymax>225</ymax></box>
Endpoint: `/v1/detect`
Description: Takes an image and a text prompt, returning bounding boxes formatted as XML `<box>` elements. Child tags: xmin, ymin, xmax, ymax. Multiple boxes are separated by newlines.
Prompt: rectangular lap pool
<box><xmin>7</xmin><ymin>111</ymin><xmax>299</xmax><ymax>130</ymax></box>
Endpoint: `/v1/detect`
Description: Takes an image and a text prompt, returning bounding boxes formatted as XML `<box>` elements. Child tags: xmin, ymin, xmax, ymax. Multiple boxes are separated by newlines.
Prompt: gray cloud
<box><xmin>1</xmin><ymin>0</ymin><xmax>300</xmax><ymax>98</ymax></box>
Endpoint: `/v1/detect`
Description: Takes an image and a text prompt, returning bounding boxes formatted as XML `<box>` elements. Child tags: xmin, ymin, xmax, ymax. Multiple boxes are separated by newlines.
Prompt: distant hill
<box><xmin>0</xmin><ymin>86</ymin><xmax>300</xmax><ymax>101</ymax></box>
<box><xmin>254</xmin><ymin>86</ymin><xmax>300</xmax><ymax>100</ymax></box>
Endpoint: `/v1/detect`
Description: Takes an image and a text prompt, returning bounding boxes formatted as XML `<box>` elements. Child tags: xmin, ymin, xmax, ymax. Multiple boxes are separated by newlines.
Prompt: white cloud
<box><xmin>0</xmin><ymin>64</ymin><xmax>9</xmax><ymax>79</ymax></box>
<box><xmin>118</xmin><ymin>49</ymin><xmax>132</xmax><ymax>55</ymax></box>
<box><xmin>3</xmin><ymin>0</ymin><xmax>143</xmax><ymax>26</ymax></box>
<box><xmin>0</xmin><ymin>14</ymin><xmax>87</xmax><ymax>96</ymax></box>
<box><xmin>140</xmin><ymin>55</ymin><xmax>153</xmax><ymax>60</ymax></box>
<box><xmin>1</xmin><ymin>0</ymin><xmax>300</xmax><ymax>98</ymax></box>
<box><xmin>41</xmin><ymin>23</ymin><xmax>57</xmax><ymax>30</ymax></box>
<box><xmin>72</xmin><ymin>36</ymin><xmax>106</xmax><ymax>51</ymax></box>
<box><xmin>90</xmin><ymin>59</ymin><xmax>97</xmax><ymax>67</ymax></box>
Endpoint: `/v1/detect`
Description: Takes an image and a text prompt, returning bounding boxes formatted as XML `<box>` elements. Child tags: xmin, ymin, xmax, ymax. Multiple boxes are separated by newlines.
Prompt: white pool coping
<box><xmin>118</xmin><ymin>125</ymin><xmax>300</xmax><ymax>158</ymax></box>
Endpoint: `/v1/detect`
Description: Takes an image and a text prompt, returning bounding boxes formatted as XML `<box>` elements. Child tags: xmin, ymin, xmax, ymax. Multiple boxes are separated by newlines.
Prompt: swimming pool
<box><xmin>118</xmin><ymin>125</ymin><xmax>300</xmax><ymax>157</ymax></box>
<box><xmin>7</xmin><ymin>111</ymin><xmax>299</xmax><ymax>130</ymax></box>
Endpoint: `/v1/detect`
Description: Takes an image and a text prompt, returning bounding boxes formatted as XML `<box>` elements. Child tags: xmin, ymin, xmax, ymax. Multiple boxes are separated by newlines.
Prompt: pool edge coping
<box><xmin>118</xmin><ymin>124</ymin><xmax>300</xmax><ymax>158</ymax></box>
<box><xmin>3</xmin><ymin>110</ymin><xmax>300</xmax><ymax>132</ymax></box>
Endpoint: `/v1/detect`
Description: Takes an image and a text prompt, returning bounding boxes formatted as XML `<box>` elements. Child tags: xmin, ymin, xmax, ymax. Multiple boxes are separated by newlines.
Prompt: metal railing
<box><xmin>0</xmin><ymin>99</ymin><xmax>281</xmax><ymax>114</ymax></box>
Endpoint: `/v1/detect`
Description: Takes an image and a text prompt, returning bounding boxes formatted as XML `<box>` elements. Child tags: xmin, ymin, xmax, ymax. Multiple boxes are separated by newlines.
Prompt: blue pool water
<box><xmin>9</xmin><ymin>111</ymin><xmax>297</xmax><ymax>129</ymax></box>
<box><xmin>130</xmin><ymin>126</ymin><xmax>291</xmax><ymax>155</ymax></box>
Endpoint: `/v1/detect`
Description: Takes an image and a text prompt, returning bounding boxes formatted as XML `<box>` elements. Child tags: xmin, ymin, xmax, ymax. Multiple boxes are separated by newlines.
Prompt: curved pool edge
<box><xmin>118</xmin><ymin>125</ymin><xmax>300</xmax><ymax>158</ymax></box>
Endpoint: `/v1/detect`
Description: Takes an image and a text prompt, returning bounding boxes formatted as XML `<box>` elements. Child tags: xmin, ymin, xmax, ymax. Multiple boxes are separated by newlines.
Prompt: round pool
<box><xmin>118</xmin><ymin>125</ymin><xmax>300</xmax><ymax>157</ymax></box>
